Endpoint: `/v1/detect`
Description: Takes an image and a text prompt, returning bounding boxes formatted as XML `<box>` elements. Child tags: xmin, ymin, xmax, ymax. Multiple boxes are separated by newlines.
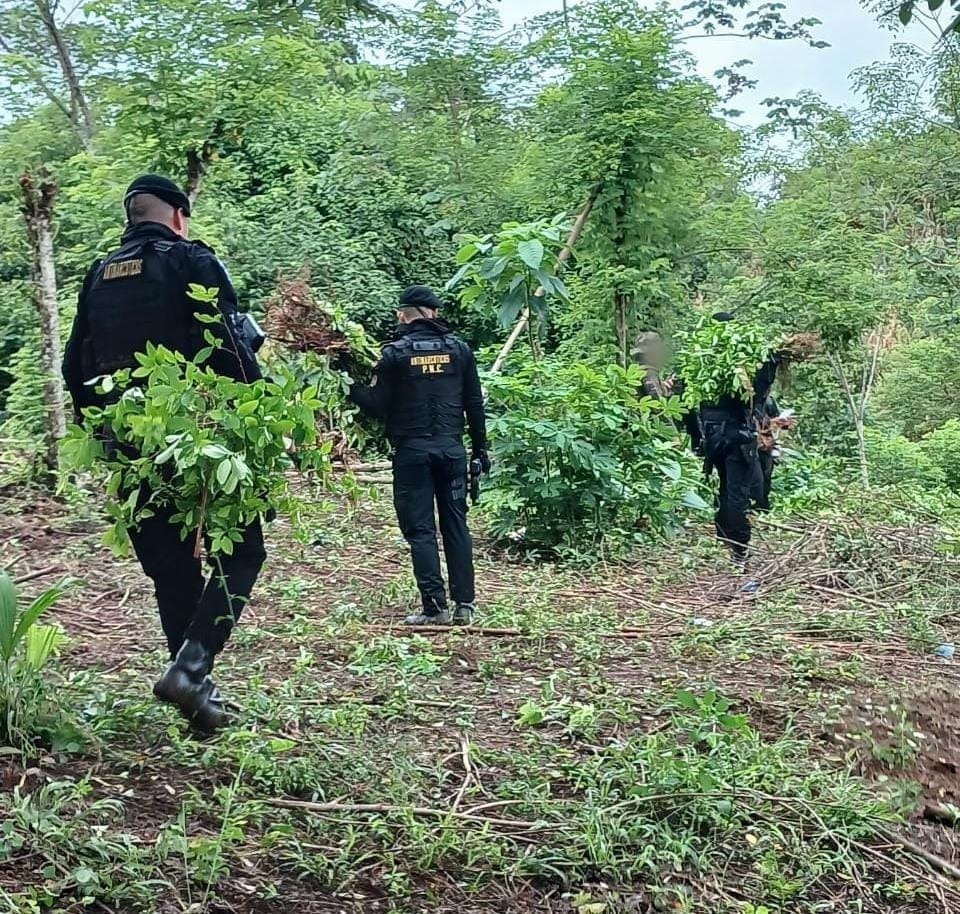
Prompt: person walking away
<box><xmin>631</xmin><ymin>330</ymin><xmax>703</xmax><ymax>454</ymax></box>
<box><xmin>698</xmin><ymin>313</ymin><xmax>780</xmax><ymax>567</ymax></box>
<box><xmin>62</xmin><ymin>174</ymin><xmax>264</xmax><ymax>730</ymax></box>
<box><xmin>350</xmin><ymin>285</ymin><xmax>488</xmax><ymax>626</ymax></box>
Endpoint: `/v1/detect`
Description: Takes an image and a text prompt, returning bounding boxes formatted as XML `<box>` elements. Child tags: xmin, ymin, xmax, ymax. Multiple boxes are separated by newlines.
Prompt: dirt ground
<box><xmin>4</xmin><ymin>482</ymin><xmax>960</xmax><ymax>913</ymax></box>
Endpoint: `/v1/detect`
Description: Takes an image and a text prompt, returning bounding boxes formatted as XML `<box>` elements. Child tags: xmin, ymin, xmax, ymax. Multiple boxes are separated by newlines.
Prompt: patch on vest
<box><xmin>103</xmin><ymin>259</ymin><xmax>143</xmax><ymax>280</ymax></box>
<box><xmin>408</xmin><ymin>353</ymin><xmax>454</xmax><ymax>377</ymax></box>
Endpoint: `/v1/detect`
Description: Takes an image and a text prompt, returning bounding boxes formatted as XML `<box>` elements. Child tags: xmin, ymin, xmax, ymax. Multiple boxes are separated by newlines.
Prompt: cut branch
<box><xmin>264</xmin><ymin>797</ymin><xmax>547</xmax><ymax>830</ymax></box>
<box><xmin>879</xmin><ymin>827</ymin><xmax>960</xmax><ymax>881</ymax></box>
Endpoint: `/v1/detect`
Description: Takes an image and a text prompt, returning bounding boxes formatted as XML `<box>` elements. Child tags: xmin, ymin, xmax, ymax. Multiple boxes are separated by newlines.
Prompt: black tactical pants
<box><xmin>703</xmin><ymin>421</ymin><xmax>762</xmax><ymax>558</ymax></box>
<box><xmin>392</xmin><ymin>442</ymin><xmax>475</xmax><ymax>612</ymax></box>
<box><xmin>128</xmin><ymin>498</ymin><xmax>266</xmax><ymax>659</ymax></box>
<box><xmin>754</xmin><ymin>449</ymin><xmax>775</xmax><ymax>512</ymax></box>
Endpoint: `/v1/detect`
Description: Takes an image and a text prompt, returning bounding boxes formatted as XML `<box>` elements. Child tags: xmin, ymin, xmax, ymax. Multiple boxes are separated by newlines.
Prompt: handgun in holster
<box><xmin>469</xmin><ymin>458</ymin><xmax>483</xmax><ymax>505</ymax></box>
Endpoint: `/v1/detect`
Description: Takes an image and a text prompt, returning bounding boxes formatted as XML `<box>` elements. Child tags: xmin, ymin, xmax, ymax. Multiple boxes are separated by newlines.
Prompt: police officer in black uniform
<box><xmin>62</xmin><ymin>175</ymin><xmax>264</xmax><ymax>730</ymax></box>
<box><xmin>699</xmin><ymin>313</ymin><xmax>780</xmax><ymax>566</ymax></box>
<box><xmin>350</xmin><ymin>285</ymin><xmax>488</xmax><ymax>626</ymax></box>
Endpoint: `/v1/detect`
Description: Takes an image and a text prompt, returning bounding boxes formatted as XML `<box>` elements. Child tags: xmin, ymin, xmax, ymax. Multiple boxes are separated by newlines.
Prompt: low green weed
<box><xmin>0</xmin><ymin>572</ymin><xmax>80</xmax><ymax>756</ymax></box>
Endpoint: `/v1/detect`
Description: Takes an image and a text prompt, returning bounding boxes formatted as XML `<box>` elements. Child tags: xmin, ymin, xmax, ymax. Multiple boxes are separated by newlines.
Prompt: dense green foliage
<box><xmin>484</xmin><ymin>358</ymin><xmax>707</xmax><ymax>554</ymax></box>
<box><xmin>3</xmin><ymin>0</ymin><xmax>960</xmax><ymax>534</ymax></box>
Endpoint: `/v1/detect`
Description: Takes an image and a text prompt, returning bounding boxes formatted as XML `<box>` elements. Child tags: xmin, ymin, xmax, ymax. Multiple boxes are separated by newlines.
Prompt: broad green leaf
<box><xmin>681</xmin><ymin>490</ymin><xmax>710</xmax><ymax>510</ymax></box>
<box><xmin>454</xmin><ymin>242</ymin><xmax>478</xmax><ymax>265</ymax></box>
<box><xmin>661</xmin><ymin>459</ymin><xmax>682</xmax><ymax>481</ymax></box>
<box><xmin>517</xmin><ymin>238</ymin><xmax>544</xmax><ymax>271</ymax></box>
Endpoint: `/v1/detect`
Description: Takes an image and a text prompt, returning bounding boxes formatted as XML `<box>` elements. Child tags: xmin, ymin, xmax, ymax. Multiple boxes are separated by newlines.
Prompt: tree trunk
<box><xmin>614</xmin><ymin>291</ymin><xmax>630</xmax><ymax>368</ymax></box>
<box><xmin>829</xmin><ymin>352</ymin><xmax>868</xmax><ymax>489</ymax></box>
<box><xmin>490</xmin><ymin>184</ymin><xmax>600</xmax><ymax>376</ymax></box>
<box><xmin>185</xmin><ymin>122</ymin><xmax>226</xmax><ymax>207</ymax></box>
<box><xmin>185</xmin><ymin>147</ymin><xmax>210</xmax><ymax>209</ymax></box>
<box><xmin>33</xmin><ymin>0</ymin><xmax>94</xmax><ymax>149</ymax></box>
<box><xmin>19</xmin><ymin>172</ymin><xmax>66</xmax><ymax>474</ymax></box>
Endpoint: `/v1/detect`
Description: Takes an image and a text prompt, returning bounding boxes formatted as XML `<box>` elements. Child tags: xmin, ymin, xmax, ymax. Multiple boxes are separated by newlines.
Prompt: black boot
<box><xmin>404</xmin><ymin>608</ymin><xmax>451</xmax><ymax>626</ymax></box>
<box><xmin>453</xmin><ymin>603</ymin><xmax>474</xmax><ymax>626</ymax></box>
<box><xmin>154</xmin><ymin>640</ymin><xmax>227</xmax><ymax>731</ymax></box>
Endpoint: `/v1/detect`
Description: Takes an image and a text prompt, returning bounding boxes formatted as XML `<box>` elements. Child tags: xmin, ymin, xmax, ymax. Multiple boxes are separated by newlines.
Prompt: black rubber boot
<box><xmin>154</xmin><ymin>640</ymin><xmax>227</xmax><ymax>731</ymax></box>
<box><xmin>404</xmin><ymin>609</ymin><xmax>452</xmax><ymax>626</ymax></box>
<box><xmin>453</xmin><ymin>603</ymin><xmax>474</xmax><ymax>626</ymax></box>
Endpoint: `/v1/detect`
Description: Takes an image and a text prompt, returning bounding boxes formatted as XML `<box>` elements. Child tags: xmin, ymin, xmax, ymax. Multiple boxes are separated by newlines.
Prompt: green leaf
<box><xmin>675</xmin><ymin>689</ymin><xmax>699</xmax><ymax>710</ymax></box>
<box><xmin>154</xmin><ymin>440</ymin><xmax>180</xmax><ymax>465</ymax></box>
<box><xmin>478</xmin><ymin>256</ymin><xmax>510</xmax><ymax>281</ymax></box>
<box><xmin>455</xmin><ymin>242</ymin><xmax>478</xmax><ymax>265</ymax></box>
<box><xmin>70</xmin><ymin>866</ymin><xmax>97</xmax><ymax>887</ymax></box>
<box><xmin>0</xmin><ymin>574</ymin><xmax>17</xmax><ymax>662</ymax></box>
<box><xmin>661</xmin><ymin>459</ymin><xmax>682</xmax><ymax>481</ymax></box>
<box><xmin>10</xmin><ymin>580</ymin><xmax>68</xmax><ymax>659</ymax></box>
<box><xmin>517</xmin><ymin>238</ymin><xmax>545</xmax><ymax>271</ymax></box>
<box><xmin>24</xmin><ymin>624</ymin><xmax>64</xmax><ymax>670</ymax></box>
<box><xmin>216</xmin><ymin>460</ymin><xmax>232</xmax><ymax>486</ymax></box>
<box><xmin>681</xmin><ymin>490</ymin><xmax>710</xmax><ymax>510</ymax></box>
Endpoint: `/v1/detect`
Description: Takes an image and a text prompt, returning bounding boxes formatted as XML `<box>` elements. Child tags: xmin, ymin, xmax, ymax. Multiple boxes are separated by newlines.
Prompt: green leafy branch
<box><xmin>675</xmin><ymin>315</ymin><xmax>775</xmax><ymax>407</ymax></box>
<box><xmin>59</xmin><ymin>286</ymin><xmax>335</xmax><ymax>558</ymax></box>
<box><xmin>445</xmin><ymin>215</ymin><xmax>573</xmax><ymax>330</ymax></box>
<box><xmin>896</xmin><ymin>0</ymin><xmax>960</xmax><ymax>35</ymax></box>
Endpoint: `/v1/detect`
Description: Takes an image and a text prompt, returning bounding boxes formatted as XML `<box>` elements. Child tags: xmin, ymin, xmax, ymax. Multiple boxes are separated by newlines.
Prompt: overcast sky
<box><xmin>435</xmin><ymin>0</ymin><xmax>935</xmax><ymax>124</ymax></box>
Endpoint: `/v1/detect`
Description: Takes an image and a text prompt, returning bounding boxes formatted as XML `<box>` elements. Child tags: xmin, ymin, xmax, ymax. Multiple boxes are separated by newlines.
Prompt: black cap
<box><xmin>399</xmin><ymin>284</ymin><xmax>442</xmax><ymax>312</ymax></box>
<box><xmin>123</xmin><ymin>174</ymin><xmax>191</xmax><ymax>216</ymax></box>
<box><xmin>712</xmin><ymin>311</ymin><xmax>734</xmax><ymax>322</ymax></box>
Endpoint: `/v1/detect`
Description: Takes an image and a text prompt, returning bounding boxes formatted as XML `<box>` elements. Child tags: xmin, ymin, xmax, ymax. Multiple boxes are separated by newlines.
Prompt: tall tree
<box><xmin>18</xmin><ymin>170</ymin><xmax>64</xmax><ymax>472</ymax></box>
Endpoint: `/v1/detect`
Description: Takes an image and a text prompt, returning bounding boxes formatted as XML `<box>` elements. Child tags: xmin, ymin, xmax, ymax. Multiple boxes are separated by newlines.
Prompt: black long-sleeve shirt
<box><xmin>350</xmin><ymin>318</ymin><xmax>486</xmax><ymax>451</ymax></box>
<box><xmin>63</xmin><ymin>222</ymin><xmax>260</xmax><ymax>415</ymax></box>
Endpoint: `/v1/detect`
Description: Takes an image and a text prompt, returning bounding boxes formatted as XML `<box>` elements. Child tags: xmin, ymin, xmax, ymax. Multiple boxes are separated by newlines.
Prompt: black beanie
<box><xmin>399</xmin><ymin>284</ymin><xmax>442</xmax><ymax>312</ymax></box>
<box><xmin>123</xmin><ymin>174</ymin><xmax>192</xmax><ymax>216</ymax></box>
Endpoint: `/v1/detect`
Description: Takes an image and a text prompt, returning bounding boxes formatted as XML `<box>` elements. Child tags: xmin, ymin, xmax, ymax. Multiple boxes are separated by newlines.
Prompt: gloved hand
<box><xmin>473</xmin><ymin>448</ymin><xmax>491</xmax><ymax>475</ymax></box>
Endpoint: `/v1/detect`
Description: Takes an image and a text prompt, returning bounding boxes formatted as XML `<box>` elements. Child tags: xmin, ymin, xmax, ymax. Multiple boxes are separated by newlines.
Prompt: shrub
<box><xmin>872</xmin><ymin>335</ymin><xmax>960</xmax><ymax>438</ymax></box>
<box><xmin>920</xmin><ymin>419</ymin><xmax>960</xmax><ymax>490</ymax></box>
<box><xmin>863</xmin><ymin>427</ymin><xmax>943</xmax><ymax>490</ymax></box>
<box><xmin>483</xmin><ymin>358</ymin><xmax>707</xmax><ymax>555</ymax></box>
<box><xmin>769</xmin><ymin>449</ymin><xmax>842</xmax><ymax>513</ymax></box>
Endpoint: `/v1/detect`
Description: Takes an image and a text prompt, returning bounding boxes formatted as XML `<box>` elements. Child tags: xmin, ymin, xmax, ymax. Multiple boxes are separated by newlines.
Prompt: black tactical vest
<box><xmin>80</xmin><ymin>235</ymin><xmax>193</xmax><ymax>380</ymax></box>
<box><xmin>386</xmin><ymin>332</ymin><xmax>465</xmax><ymax>443</ymax></box>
